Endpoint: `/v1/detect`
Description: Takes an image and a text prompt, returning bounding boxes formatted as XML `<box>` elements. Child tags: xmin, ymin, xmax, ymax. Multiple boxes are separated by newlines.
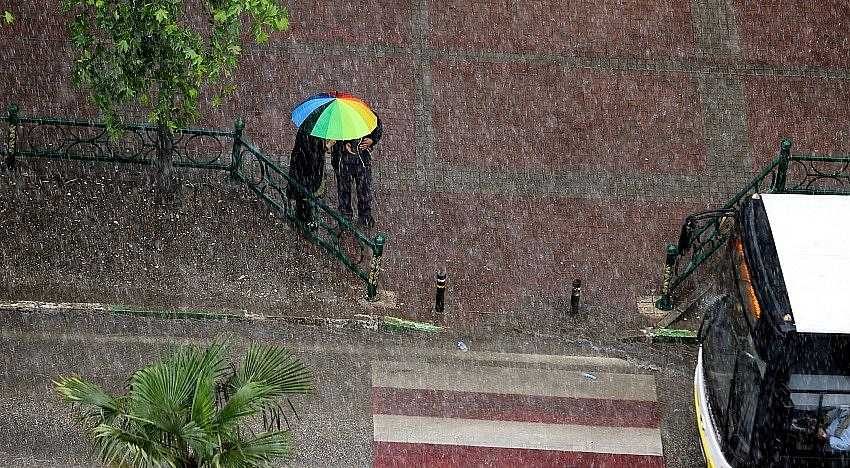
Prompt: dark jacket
<box><xmin>287</xmin><ymin>129</ymin><xmax>325</xmax><ymax>199</ymax></box>
<box><xmin>331</xmin><ymin>116</ymin><xmax>382</xmax><ymax>171</ymax></box>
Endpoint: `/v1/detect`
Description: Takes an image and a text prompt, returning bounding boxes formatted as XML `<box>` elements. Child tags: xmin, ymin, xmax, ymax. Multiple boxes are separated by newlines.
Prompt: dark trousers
<box><xmin>335</xmin><ymin>152</ymin><xmax>372</xmax><ymax>220</ymax></box>
<box><xmin>293</xmin><ymin>197</ymin><xmax>313</xmax><ymax>222</ymax></box>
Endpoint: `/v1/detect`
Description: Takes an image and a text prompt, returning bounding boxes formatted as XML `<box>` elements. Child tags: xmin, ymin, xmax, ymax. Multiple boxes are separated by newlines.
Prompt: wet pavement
<box><xmin>0</xmin><ymin>309</ymin><xmax>700</xmax><ymax>467</ymax></box>
<box><xmin>7</xmin><ymin>0</ymin><xmax>850</xmax><ymax>326</ymax></box>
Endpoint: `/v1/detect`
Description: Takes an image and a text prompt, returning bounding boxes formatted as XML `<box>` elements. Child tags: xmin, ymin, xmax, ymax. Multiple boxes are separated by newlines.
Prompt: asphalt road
<box><xmin>0</xmin><ymin>309</ymin><xmax>702</xmax><ymax>467</ymax></box>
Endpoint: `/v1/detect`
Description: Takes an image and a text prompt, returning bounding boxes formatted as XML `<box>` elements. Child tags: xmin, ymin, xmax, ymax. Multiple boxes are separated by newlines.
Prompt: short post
<box><xmin>772</xmin><ymin>138</ymin><xmax>792</xmax><ymax>193</ymax></box>
<box><xmin>229</xmin><ymin>118</ymin><xmax>245</xmax><ymax>180</ymax></box>
<box><xmin>570</xmin><ymin>279</ymin><xmax>581</xmax><ymax>314</ymax></box>
<box><xmin>434</xmin><ymin>267</ymin><xmax>447</xmax><ymax>322</ymax></box>
<box><xmin>4</xmin><ymin>104</ymin><xmax>19</xmax><ymax>170</ymax></box>
<box><xmin>655</xmin><ymin>244</ymin><xmax>679</xmax><ymax>311</ymax></box>
<box><xmin>366</xmin><ymin>233</ymin><xmax>387</xmax><ymax>301</ymax></box>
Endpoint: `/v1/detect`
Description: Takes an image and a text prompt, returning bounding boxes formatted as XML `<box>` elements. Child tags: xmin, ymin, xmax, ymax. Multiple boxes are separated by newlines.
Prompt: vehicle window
<box><xmin>702</xmin><ymin>294</ymin><xmax>738</xmax><ymax>426</ymax></box>
<box><xmin>727</xmin><ymin>351</ymin><xmax>765</xmax><ymax>460</ymax></box>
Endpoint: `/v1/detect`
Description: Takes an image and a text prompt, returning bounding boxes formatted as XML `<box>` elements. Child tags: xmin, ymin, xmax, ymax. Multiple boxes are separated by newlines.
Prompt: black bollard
<box><xmin>570</xmin><ymin>279</ymin><xmax>582</xmax><ymax>314</ymax></box>
<box><xmin>655</xmin><ymin>244</ymin><xmax>679</xmax><ymax>311</ymax></box>
<box><xmin>435</xmin><ymin>268</ymin><xmax>447</xmax><ymax>322</ymax></box>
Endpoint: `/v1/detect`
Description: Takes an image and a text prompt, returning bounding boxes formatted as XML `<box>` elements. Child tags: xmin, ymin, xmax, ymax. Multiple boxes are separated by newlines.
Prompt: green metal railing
<box><xmin>656</xmin><ymin>138</ymin><xmax>850</xmax><ymax>310</ymax></box>
<box><xmin>1</xmin><ymin>104</ymin><xmax>388</xmax><ymax>300</ymax></box>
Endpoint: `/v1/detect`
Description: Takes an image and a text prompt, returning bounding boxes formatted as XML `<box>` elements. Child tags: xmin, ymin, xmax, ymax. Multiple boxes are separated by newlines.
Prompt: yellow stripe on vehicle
<box><xmin>694</xmin><ymin>380</ymin><xmax>717</xmax><ymax>468</ymax></box>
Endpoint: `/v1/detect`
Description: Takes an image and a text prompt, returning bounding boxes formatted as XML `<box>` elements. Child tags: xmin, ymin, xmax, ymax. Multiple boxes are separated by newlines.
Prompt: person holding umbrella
<box><xmin>286</xmin><ymin>121</ymin><xmax>326</xmax><ymax>225</ymax></box>
<box><xmin>332</xmin><ymin>116</ymin><xmax>382</xmax><ymax>228</ymax></box>
<box><xmin>290</xmin><ymin>92</ymin><xmax>381</xmax><ymax>228</ymax></box>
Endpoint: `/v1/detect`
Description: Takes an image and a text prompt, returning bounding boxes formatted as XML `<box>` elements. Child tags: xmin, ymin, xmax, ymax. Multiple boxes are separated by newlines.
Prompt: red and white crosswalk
<box><xmin>371</xmin><ymin>358</ymin><xmax>665</xmax><ymax>467</ymax></box>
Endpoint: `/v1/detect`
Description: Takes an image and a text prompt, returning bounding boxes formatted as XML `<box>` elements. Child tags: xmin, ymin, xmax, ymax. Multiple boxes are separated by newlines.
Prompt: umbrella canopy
<box><xmin>291</xmin><ymin>92</ymin><xmax>377</xmax><ymax>141</ymax></box>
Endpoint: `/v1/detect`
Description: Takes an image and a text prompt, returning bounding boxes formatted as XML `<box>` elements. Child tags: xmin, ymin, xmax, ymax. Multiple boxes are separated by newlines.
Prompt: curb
<box><xmin>0</xmin><ymin>300</ymin><xmax>445</xmax><ymax>334</ymax></box>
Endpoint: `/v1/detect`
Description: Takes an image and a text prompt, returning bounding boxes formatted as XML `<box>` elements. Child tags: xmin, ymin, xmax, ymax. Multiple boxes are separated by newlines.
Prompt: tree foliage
<box><xmin>60</xmin><ymin>0</ymin><xmax>289</xmax><ymax>132</ymax></box>
<box><xmin>55</xmin><ymin>342</ymin><xmax>313</xmax><ymax>468</ymax></box>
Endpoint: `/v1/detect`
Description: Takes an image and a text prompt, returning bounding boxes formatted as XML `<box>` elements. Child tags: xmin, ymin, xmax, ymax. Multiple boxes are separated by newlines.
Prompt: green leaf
<box><xmin>2</xmin><ymin>11</ymin><xmax>13</xmax><ymax>25</ymax></box>
<box><xmin>54</xmin><ymin>376</ymin><xmax>123</xmax><ymax>426</ymax></box>
<box><xmin>233</xmin><ymin>344</ymin><xmax>313</xmax><ymax>397</ymax></box>
<box><xmin>64</xmin><ymin>0</ymin><xmax>290</xmax><ymax>142</ymax></box>
<box><xmin>214</xmin><ymin>431</ymin><xmax>291</xmax><ymax>465</ymax></box>
<box><xmin>274</xmin><ymin>16</ymin><xmax>289</xmax><ymax>31</ymax></box>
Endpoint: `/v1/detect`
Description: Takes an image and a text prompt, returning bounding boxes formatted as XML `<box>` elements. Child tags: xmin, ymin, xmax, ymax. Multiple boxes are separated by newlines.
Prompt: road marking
<box><xmin>373</xmin><ymin>442</ymin><xmax>666</xmax><ymax>468</ymax></box>
<box><xmin>373</xmin><ymin>415</ymin><xmax>664</xmax><ymax>456</ymax></box>
<box><xmin>372</xmin><ymin>361</ymin><xmax>658</xmax><ymax>401</ymax></box>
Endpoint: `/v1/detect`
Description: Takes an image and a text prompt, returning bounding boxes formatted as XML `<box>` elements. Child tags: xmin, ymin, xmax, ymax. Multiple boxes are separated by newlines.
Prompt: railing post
<box><xmin>230</xmin><ymin>118</ymin><xmax>244</xmax><ymax>179</ymax></box>
<box><xmin>772</xmin><ymin>138</ymin><xmax>792</xmax><ymax>192</ymax></box>
<box><xmin>655</xmin><ymin>244</ymin><xmax>679</xmax><ymax>311</ymax></box>
<box><xmin>4</xmin><ymin>104</ymin><xmax>19</xmax><ymax>170</ymax></box>
<box><xmin>366</xmin><ymin>233</ymin><xmax>387</xmax><ymax>301</ymax></box>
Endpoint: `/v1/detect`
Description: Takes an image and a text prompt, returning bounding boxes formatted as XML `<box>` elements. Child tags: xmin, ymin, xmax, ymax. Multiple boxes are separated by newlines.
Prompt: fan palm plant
<box><xmin>54</xmin><ymin>342</ymin><xmax>313</xmax><ymax>468</ymax></box>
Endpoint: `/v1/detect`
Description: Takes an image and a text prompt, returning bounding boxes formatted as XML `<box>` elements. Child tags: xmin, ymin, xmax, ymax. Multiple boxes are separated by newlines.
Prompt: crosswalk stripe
<box><xmin>371</xmin><ymin>361</ymin><xmax>658</xmax><ymax>401</ymax></box>
<box><xmin>454</xmin><ymin>350</ymin><xmax>633</xmax><ymax>369</ymax></box>
<box><xmin>373</xmin><ymin>442</ymin><xmax>666</xmax><ymax>468</ymax></box>
<box><xmin>373</xmin><ymin>415</ymin><xmax>664</xmax><ymax>456</ymax></box>
<box><xmin>371</xmin><ymin>387</ymin><xmax>661</xmax><ymax>427</ymax></box>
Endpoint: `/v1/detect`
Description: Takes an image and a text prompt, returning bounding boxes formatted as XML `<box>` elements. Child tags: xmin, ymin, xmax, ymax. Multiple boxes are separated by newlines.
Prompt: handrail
<box><xmin>656</xmin><ymin>139</ymin><xmax>850</xmax><ymax>310</ymax></box>
<box><xmin>233</xmin><ymin>139</ymin><xmax>386</xmax><ymax>296</ymax></box>
<box><xmin>17</xmin><ymin>116</ymin><xmax>235</xmax><ymax>137</ymax></box>
<box><xmin>1</xmin><ymin>104</ymin><xmax>388</xmax><ymax>301</ymax></box>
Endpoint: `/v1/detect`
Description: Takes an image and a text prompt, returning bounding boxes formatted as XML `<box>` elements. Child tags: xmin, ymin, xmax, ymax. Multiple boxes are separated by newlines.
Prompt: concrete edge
<box><xmin>0</xmin><ymin>300</ymin><xmax>446</xmax><ymax>334</ymax></box>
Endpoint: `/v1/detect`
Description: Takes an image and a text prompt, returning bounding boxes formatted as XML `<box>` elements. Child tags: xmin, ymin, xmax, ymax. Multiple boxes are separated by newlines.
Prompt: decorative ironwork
<box><xmin>12</xmin><ymin>116</ymin><xmax>234</xmax><ymax>170</ymax></box>
<box><xmin>2</xmin><ymin>105</ymin><xmax>389</xmax><ymax>300</ymax></box>
<box><xmin>234</xmin><ymin>140</ymin><xmax>387</xmax><ymax>300</ymax></box>
<box><xmin>784</xmin><ymin>155</ymin><xmax>850</xmax><ymax>194</ymax></box>
<box><xmin>658</xmin><ymin>139</ymin><xmax>850</xmax><ymax>309</ymax></box>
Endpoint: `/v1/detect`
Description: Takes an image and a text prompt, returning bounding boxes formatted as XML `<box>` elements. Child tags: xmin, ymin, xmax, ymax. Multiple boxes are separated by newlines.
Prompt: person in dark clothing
<box><xmin>286</xmin><ymin>127</ymin><xmax>326</xmax><ymax>224</ymax></box>
<box><xmin>332</xmin><ymin>117</ymin><xmax>382</xmax><ymax>228</ymax></box>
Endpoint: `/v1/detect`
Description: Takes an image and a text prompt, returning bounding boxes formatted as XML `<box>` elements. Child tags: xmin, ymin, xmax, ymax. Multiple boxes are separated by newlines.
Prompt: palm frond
<box><xmin>92</xmin><ymin>422</ymin><xmax>180</xmax><ymax>468</ymax></box>
<box><xmin>192</xmin><ymin>371</ymin><xmax>217</xmax><ymax>431</ymax></box>
<box><xmin>232</xmin><ymin>345</ymin><xmax>313</xmax><ymax>398</ymax></box>
<box><xmin>172</xmin><ymin>341</ymin><xmax>230</xmax><ymax>384</ymax></box>
<box><xmin>54</xmin><ymin>376</ymin><xmax>122</xmax><ymax>423</ymax></box>
<box><xmin>177</xmin><ymin>421</ymin><xmax>216</xmax><ymax>462</ymax></box>
<box><xmin>211</xmin><ymin>430</ymin><xmax>292</xmax><ymax>468</ymax></box>
<box><xmin>216</xmin><ymin>381</ymin><xmax>276</xmax><ymax>431</ymax></box>
<box><xmin>129</xmin><ymin>361</ymin><xmax>191</xmax><ymax>434</ymax></box>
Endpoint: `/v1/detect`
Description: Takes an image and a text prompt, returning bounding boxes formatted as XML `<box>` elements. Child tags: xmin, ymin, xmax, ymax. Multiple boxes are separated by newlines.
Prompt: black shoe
<box><xmin>358</xmin><ymin>215</ymin><xmax>375</xmax><ymax>229</ymax></box>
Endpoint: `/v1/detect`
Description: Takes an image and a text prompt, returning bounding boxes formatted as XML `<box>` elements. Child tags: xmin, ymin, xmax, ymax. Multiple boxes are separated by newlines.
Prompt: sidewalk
<box><xmin>0</xmin><ymin>162</ymin><xmax>658</xmax><ymax>339</ymax></box>
<box><xmin>0</xmin><ymin>164</ymin><xmax>371</xmax><ymax>319</ymax></box>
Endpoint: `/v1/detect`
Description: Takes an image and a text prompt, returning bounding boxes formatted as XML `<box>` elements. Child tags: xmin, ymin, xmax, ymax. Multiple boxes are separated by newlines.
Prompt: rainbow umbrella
<box><xmin>291</xmin><ymin>92</ymin><xmax>378</xmax><ymax>141</ymax></box>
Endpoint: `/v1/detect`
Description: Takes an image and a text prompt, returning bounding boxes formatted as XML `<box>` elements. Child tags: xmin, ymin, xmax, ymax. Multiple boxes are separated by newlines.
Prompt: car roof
<box><xmin>760</xmin><ymin>193</ymin><xmax>850</xmax><ymax>334</ymax></box>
